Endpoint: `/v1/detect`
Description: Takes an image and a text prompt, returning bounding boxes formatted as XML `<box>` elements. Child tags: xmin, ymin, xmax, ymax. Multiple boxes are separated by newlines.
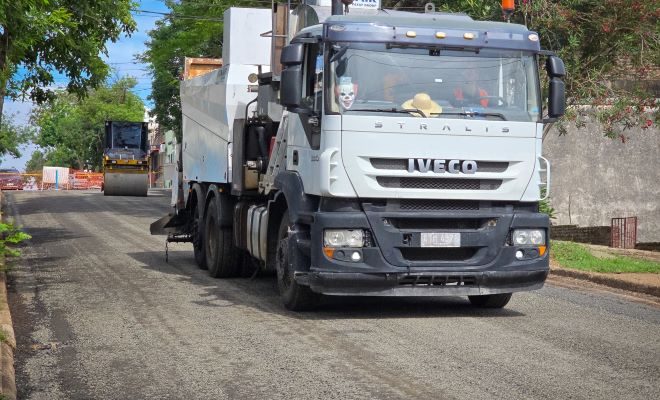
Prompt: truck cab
<box><xmin>260</xmin><ymin>9</ymin><xmax>565</xmax><ymax>306</ymax></box>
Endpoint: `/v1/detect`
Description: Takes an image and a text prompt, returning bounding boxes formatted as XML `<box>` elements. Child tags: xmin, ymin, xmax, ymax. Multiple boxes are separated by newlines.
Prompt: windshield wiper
<box><xmin>431</xmin><ymin>111</ymin><xmax>507</xmax><ymax>120</ymax></box>
<box><xmin>348</xmin><ymin>108</ymin><xmax>428</xmax><ymax>118</ymax></box>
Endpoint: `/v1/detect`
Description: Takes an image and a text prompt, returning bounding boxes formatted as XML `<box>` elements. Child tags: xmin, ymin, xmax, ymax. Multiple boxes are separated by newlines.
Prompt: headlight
<box><xmin>324</xmin><ymin>229</ymin><xmax>364</xmax><ymax>248</ymax></box>
<box><xmin>512</xmin><ymin>229</ymin><xmax>545</xmax><ymax>246</ymax></box>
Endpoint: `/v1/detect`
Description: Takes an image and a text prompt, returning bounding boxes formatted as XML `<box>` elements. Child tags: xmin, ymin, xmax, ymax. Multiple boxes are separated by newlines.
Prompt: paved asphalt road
<box><xmin>4</xmin><ymin>190</ymin><xmax>659</xmax><ymax>400</ymax></box>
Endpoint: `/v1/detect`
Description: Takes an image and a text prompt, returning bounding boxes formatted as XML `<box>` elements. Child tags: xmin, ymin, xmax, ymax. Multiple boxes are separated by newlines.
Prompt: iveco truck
<box><xmin>151</xmin><ymin>0</ymin><xmax>566</xmax><ymax>310</ymax></box>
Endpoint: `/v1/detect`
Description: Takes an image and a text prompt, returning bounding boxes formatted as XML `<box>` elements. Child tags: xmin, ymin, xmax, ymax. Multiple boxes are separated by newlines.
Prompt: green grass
<box><xmin>552</xmin><ymin>241</ymin><xmax>660</xmax><ymax>273</ymax></box>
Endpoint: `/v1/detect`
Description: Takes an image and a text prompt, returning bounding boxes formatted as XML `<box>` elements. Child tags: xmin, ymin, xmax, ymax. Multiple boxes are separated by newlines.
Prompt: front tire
<box><xmin>204</xmin><ymin>194</ymin><xmax>238</xmax><ymax>278</ymax></box>
<box><xmin>468</xmin><ymin>293</ymin><xmax>512</xmax><ymax>308</ymax></box>
<box><xmin>276</xmin><ymin>211</ymin><xmax>319</xmax><ymax>311</ymax></box>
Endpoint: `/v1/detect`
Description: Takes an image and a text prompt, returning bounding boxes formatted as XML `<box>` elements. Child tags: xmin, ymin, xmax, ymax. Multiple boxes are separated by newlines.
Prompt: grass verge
<box><xmin>551</xmin><ymin>241</ymin><xmax>660</xmax><ymax>273</ymax></box>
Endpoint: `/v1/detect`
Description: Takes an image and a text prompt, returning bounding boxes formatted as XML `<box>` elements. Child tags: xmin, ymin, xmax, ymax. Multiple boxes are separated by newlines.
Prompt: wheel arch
<box><xmin>266</xmin><ymin>172</ymin><xmax>319</xmax><ymax>271</ymax></box>
<box><xmin>205</xmin><ymin>183</ymin><xmax>233</xmax><ymax>227</ymax></box>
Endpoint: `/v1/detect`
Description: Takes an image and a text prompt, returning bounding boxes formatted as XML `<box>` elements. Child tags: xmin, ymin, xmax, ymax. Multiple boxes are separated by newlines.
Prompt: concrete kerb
<box><xmin>0</xmin><ymin>273</ymin><xmax>17</xmax><ymax>400</ymax></box>
<box><xmin>550</xmin><ymin>267</ymin><xmax>660</xmax><ymax>298</ymax></box>
<box><xmin>0</xmin><ymin>190</ymin><xmax>17</xmax><ymax>400</ymax></box>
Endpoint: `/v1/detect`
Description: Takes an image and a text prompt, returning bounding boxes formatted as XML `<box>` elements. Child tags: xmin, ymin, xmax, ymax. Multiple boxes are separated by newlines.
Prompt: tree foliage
<box><xmin>0</xmin><ymin>112</ymin><xmax>33</xmax><ymax>162</ymax></box>
<box><xmin>0</xmin><ymin>0</ymin><xmax>137</xmax><ymax>121</ymax></box>
<box><xmin>25</xmin><ymin>149</ymin><xmax>46</xmax><ymax>173</ymax></box>
<box><xmin>31</xmin><ymin>78</ymin><xmax>145</xmax><ymax>171</ymax></box>
<box><xmin>144</xmin><ymin>0</ymin><xmax>658</xmax><ymax>138</ymax></box>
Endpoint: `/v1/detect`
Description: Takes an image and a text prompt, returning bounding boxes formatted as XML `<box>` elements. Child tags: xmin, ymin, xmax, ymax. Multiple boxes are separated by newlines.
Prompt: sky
<box><xmin>2</xmin><ymin>0</ymin><xmax>170</xmax><ymax>171</ymax></box>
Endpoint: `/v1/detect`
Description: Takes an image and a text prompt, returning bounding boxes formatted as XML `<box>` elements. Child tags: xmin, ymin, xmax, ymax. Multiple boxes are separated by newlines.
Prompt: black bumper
<box><xmin>297</xmin><ymin>203</ymin><xmax>549</xmax><ymax>296</ymax></box>
<box><xmin>296</xmin><ymin>269</ymin><xmax>548</xmax><ymax>296</ymax></box>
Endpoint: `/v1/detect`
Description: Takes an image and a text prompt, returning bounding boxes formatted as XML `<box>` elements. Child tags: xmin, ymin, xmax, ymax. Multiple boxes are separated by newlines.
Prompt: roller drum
<box><xmin>104</xmin><ymin>172</ymin><xmax>149</xmax><ymax>196</ymax></box>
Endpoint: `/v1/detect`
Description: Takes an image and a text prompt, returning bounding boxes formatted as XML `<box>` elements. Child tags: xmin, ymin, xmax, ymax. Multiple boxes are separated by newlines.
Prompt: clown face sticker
<box><xmin>335</xmin><ymin>77</ymin><xmax>358</xmax><ymax>110</ymax></box>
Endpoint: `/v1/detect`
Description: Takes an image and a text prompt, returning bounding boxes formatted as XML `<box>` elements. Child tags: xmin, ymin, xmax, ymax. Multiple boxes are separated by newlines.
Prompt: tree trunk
<box><xmin>0</xmin><ymin>30</ymin><xmax>9</xmax><ymax>125</ymax></box>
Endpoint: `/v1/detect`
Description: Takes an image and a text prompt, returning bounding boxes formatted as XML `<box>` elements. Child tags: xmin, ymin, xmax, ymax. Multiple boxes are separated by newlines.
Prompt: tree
<box><xmin>0</xmin><ymin>112</ymin><xmax>33</xmax><ymax>162</ymax></box>
<box><xmin>25</xmin><ymin>150</ymin><xmax>46</xmax><ymax>172</ymax></box>
<box><xmin>0</xmin><ymin>0</ymin><xmax>137</xmax><ymax>123</ymax></box>
<box><xmin>141</xmin><ymin>0</ymin><xmax>223</xmax><ymax>139</ymax></box>
<box><xmin>31</xmin><ymin>78</ymin><xmax>145</xmax><ymax>171</ymax></box>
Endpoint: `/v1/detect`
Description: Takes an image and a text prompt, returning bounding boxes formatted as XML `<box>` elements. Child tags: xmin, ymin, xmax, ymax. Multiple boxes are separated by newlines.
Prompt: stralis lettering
<box><xmin>408</xmin><ymin>159</ymin><xmax>478</xmax><ymax>174</ymax></box>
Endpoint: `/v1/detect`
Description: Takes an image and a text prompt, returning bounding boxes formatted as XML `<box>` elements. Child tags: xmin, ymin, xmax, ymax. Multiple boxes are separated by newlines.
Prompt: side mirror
<box><xmin>544</xmin><ymin>55</ymin><xmax>566</xmax><ymax>120</ymax></box>
<box><xmin>548</xmin><ymin>78</ymin><xmax>565</xmax><ymax>118</ymax></box>
<box><xmin>280</xmin><ymin>43</ymin><xmax>304</xmax><ymax>110</ymax></box>
<box><xmin>281</xmin><ymin>43</ymin><xmax>304</xmax><ymax>65</ymax></box>
<box><xmin>546</xmin><ymin>56</ymin><xmax>565</xmax><ymax>78</ymax></box>
<box><xmin>281</xmin><ymin>65</ymin><xmax>303</xmax><ymax>109</ymax></box>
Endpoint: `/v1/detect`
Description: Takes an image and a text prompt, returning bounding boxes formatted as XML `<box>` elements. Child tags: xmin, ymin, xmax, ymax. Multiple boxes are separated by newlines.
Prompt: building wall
<box><xmin>551</xmin><ymin>225</ymin><xmax>611</xmax><ymax>246</ymax></box>
<box><xmin>543</xmin><ymin>118</ymin><xmax>659</xmax><ymax>243</ymax></box>
<box><xmin>163</xmin><ymin>130</ymin><xmax>177</xmax><ymax>188</ymax></box>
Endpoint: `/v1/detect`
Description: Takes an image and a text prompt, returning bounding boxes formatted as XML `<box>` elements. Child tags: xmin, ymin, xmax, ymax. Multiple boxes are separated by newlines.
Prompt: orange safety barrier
<box><xmin>8</xmin><ymin>171</ymin><xmax>106</xmax><ymax>191</ymax></box>
<box><xmin>70</xmin><ymin>170</ymin><xmax>104</xmax><ymax>190</ymax></box>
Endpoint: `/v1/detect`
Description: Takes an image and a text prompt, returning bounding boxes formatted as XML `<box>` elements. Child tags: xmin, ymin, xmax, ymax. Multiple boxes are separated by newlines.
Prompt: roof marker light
<box><xmin>406</xmin><ymin>31</ymin><xmax>417</xmax><ymax>38</ymax></box>
<box><xmin>435</xmin><ymin>32</ymin><xmax>446</xmax><ymax>39</ymax></box>
<box><xmin>463</xmin><ymin>32</ymin><xmax>475</xmax><ymax>40</ymax></box>
<box><xmin>528</xmin><ymin>33</ymin><xmax>539</xmax><ymax>42</ymax></box>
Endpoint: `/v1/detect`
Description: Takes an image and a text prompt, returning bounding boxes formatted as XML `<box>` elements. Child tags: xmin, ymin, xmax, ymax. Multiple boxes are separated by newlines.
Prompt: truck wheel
<box><xmin>276</xmin><ymin>211</ymin><xmax>319</xmax><ymax>311</ymax></box>
<box><xmin>468</xmin><ymin>293</ymin><xmax>512</xmax><ymax>308</ymax></box>
<box><xmin>204</xmin><ymin>195</ymin><xmax>238</xmax><ymax>278</ymax></box>
<box><xmin>192</xmin><ymin>186</ymin><xmax>206</xmax><ymax>270</ymax></box>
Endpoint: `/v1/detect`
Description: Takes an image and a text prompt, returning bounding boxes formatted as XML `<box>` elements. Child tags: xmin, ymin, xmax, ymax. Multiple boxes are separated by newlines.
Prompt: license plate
<box><xmin>421</xmin><ymin>232</ymin><xmax>461</xmax><ymax>248</ymax></box>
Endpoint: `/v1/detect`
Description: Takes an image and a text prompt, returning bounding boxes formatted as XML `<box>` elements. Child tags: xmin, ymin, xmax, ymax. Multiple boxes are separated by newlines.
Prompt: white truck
<box><xmin>152</xmin><ymin>0</ymin><xmax>566</xmax><ymax>310</ymax></box>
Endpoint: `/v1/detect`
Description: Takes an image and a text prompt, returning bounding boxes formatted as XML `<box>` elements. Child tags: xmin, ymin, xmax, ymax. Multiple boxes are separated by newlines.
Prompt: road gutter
<box><xmin>550</xmin><ymin>267</ymin><xmax>660</xmax><ymax>298</ymax></box>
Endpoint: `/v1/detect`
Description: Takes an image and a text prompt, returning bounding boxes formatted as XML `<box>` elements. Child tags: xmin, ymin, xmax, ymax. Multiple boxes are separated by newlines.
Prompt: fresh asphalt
<box><xmin>5</xmin><ymin>190</ymin><xmax>659</xmax><ymax>400</ymax></box>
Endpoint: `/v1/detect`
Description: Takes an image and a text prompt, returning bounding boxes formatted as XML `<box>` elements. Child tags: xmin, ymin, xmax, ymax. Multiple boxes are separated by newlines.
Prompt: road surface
<box><xmin>4</xmin><ymin>190</ymin><xmax>659</xmax><ymax>399</ymax></box>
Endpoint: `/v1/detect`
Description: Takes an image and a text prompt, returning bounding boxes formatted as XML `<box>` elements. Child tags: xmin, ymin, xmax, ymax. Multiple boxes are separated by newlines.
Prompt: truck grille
<box><xmin>399</xmin><ymin>247</ymin><xmax>478</xmax><ymax>262</ymax></box>
<box><xmin>398</xmin><ymin>274</ymin><xmax>477</xmax><ymax>286</ymax></box>
<box><xmin>399</xmin><ymin>199</ymin><xmax>480</xmax><ymax>211</ymax></box>
<box><xmin>370</xmin><ymin>158</ymin><xmax>509</xmax><ymax>173</ymax></box>
<box><xmin>377</xmin><ymin>177</ymin><xmax>502</xmax><ymax>190</ymax></box>
<box><xmin>389</xmin><ymin>218</ymin><xmax>486</xmax><ymax>230</ymax></box>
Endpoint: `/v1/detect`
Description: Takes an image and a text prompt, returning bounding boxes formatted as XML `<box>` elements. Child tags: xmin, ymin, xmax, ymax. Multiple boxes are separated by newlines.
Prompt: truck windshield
<box><xmin>328</xmin><ymin>44</ymin><xmax>540</xmax><ymax>122</ymax></box>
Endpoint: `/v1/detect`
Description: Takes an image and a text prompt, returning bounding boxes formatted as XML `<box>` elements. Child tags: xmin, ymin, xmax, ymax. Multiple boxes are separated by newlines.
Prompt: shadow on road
<box><xmin>19</xmin><ymin>227</ymin><xmax>87</xmax><ymax>244</ymax></box>
<box><xmin>128</xmin><ymin>249</ymin><xmax>526</xmax><ymax>319</ymax></box>
<box><xmin>5</xmin><ymin>191</ymin><xmax>170</xmax><ymax>219</ymax></box>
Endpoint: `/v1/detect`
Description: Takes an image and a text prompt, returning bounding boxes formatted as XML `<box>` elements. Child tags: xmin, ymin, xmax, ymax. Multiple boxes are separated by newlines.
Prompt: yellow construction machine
<box><xmin>103</xmin><ymin>121</ymin><xmax>149</xmax><ymax>196</ymax></box>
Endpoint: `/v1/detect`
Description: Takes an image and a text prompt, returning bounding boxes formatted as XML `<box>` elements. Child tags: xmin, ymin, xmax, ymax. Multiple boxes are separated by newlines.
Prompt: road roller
<box><xmin>103</xmin><ymin>121</ymin><xmax>149</xmax><ymax>196</ymax></box>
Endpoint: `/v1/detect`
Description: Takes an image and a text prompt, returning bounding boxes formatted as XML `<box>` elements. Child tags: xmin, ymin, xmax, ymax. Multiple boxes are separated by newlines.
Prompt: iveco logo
<box><xmin>408</xmin><ymin>159</ymin><xmax>478</xmax><ymax>174</ymax></box>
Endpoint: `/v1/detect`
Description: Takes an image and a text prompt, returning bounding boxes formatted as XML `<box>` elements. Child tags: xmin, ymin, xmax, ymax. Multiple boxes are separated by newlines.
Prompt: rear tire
<box><xmin>468</xmin><ymin>293</ymin><xmax>512</xmax><ymax>308</ymax></box>
<box><xmin>276</xmin><ymin>211</ymin><xmax>319</xmax><ymax>311</ymax></box>
<box><xmin>192</xmin><ymin>203</ymin><xmax>207</xmax><ymax>270</ymax></box>
<box><xmin>204</xmin><ymin>195</ymin><xmax>238</xmax><ymax>278</ymax></box>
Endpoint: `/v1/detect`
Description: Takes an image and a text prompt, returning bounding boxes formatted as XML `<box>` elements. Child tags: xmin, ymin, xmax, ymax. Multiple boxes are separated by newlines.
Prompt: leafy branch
<box><xmin>0</xmin><ymin>222</ymin><xmax>31</xmax><ymax>258</ymax></box>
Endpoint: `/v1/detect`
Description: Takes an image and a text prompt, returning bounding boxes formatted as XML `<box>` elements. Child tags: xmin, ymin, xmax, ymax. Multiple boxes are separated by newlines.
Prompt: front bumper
<box><xmin>296</xmin><ymin>269</ymin><xmax>548</xmax><ymax>296</ymax></box>
<box><xmin>297</xmin><ymin>203</ymin><xmax>549</xmax><ymax>296</ymax></box>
